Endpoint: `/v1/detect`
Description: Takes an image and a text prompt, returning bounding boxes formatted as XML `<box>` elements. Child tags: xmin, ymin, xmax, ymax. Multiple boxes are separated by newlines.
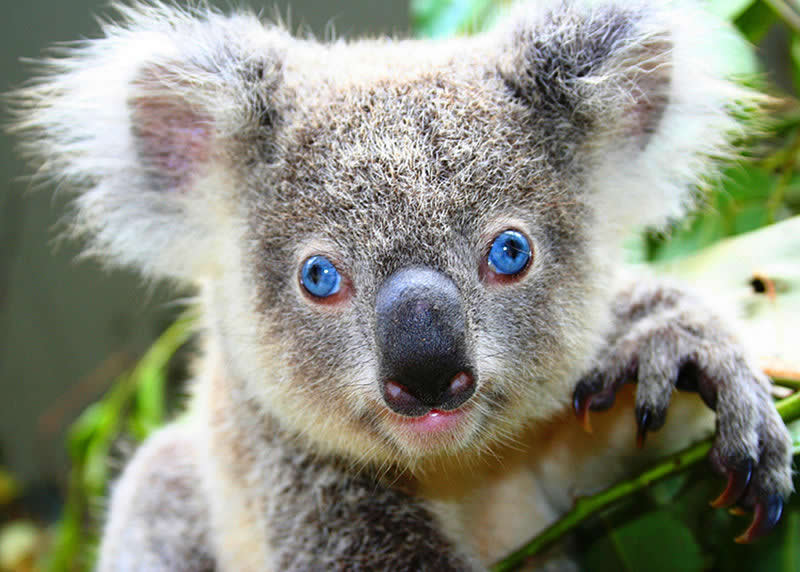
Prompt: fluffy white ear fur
<box><xmin>12</xmin><ymin>4</ymin><xmax>288</xmax><ymax>280</ymax></box>
<box><xmin>495</xmin><ymin>0</ymin><xmax>750</xmax><ymax>236</ymax></box>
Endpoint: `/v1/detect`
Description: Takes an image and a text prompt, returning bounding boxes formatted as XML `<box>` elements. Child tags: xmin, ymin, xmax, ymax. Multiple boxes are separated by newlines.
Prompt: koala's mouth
<box><xmin>380</xmin><ymin>402</ymin><xmax>481</xmax><ymax>454</ymax></box>
<box><xmin>390</xmin><ymin>407</ymin><xmax>467</xmax><ymax>436</ymax></box>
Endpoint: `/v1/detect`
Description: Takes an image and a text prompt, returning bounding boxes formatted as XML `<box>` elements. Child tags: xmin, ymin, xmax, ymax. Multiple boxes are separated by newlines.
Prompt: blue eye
<box><xmin>301</xmin><ymin>255</ymin><xmax>341</xmax><ymax>298</ymax></box>
<box><xmin>488</xmin><ymin>230</ymin><xmax>532</xmax><ymax>276</ymax></box>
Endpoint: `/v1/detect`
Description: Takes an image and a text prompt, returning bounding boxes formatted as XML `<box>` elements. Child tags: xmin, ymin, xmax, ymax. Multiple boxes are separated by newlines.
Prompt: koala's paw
<box><xmin>572</xmin><ymin>284</ymin><xmax>793</xmax><ymax>542</ymax></box>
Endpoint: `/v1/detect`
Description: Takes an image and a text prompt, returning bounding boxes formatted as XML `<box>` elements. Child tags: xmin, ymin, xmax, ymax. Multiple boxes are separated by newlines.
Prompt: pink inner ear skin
<box><xmin>130</xmin><ymin>94</ymin><xmax>213</xmax><ymax>192</ymax></box>
<box><xmin>624</xmin><ymin>38</ymin><xmax>673</xmax><ymax>143</ymax></box>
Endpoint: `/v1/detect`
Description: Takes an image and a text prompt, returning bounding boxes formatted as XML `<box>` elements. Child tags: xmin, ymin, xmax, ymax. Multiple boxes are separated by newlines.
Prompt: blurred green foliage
<box><xmin>45</xmin><ymin>313</ymin><xmax>195</xmax><ymax>571</ymax></box>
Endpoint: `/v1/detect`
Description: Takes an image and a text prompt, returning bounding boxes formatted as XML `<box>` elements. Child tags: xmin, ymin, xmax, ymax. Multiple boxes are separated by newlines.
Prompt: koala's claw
<box><xmin>734</xmin><ymin>495</ymin><xmax>784</xmax><ymax>544</ymax></box>
<box><xmin>635</xmin><ymin>407</ymin><xmax>654</xmax><ymax>449</ymax></box>
<box><xmin>572</xmin><ymin>375</ymin><xmax>621</xmax><ymax>433</ymax></box>
<box><xmin>572</xmin><ymin>381</ymin><xmax>596</xmax><ymax>432</ymax></box>
<box><xmin>710</xmin><ymin>459</ymin><xmax>753</xmax><ymax>509</ymax></box>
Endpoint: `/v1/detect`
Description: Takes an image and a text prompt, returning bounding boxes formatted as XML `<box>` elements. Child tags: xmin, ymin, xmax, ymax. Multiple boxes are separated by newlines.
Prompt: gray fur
<box><xmin>9</xmin><ymin>0</ymin><xmax>793</xmax><ymax>569</ymax></box>
<box><xmin>97</xmin><ymin>424</ymin><xmax>214</xmax><ymax>571</ymax></box>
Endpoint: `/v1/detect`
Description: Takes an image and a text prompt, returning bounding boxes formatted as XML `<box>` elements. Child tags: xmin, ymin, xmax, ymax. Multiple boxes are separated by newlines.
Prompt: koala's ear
<box><xmin>12</xmin><ymin>5</ymin><xmax>288</xmax><ymax>280</ymax></box>
<box><xmin>496</xmin><ymin>0</ymin><xmax>747</xmax><ymax>231</ymax></box>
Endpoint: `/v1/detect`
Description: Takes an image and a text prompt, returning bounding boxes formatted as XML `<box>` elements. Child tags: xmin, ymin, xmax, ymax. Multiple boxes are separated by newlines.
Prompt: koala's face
<box><xmin>233</xmin><ymin>55</ymin><xmax>605</xmax><ymax>465</ymax></box>
<box><xmin>21</xmin><ymin>3</ymin><xmax>733</xmax><ymax>467</ymax></box>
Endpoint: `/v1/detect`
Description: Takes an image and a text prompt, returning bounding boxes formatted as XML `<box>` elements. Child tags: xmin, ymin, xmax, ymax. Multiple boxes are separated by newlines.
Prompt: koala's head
<box><xmin>16</xmin><ymin>1</ymin><xmax>741</xmax><ymax>468</ymax></box>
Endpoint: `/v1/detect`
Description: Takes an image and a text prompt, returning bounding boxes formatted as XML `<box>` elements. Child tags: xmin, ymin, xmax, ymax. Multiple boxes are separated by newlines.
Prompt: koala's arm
<box><xmin>573</xmin><ymin>279</ymin><xmax>793</xmax><ymax>541</ymax></box>
<box><xmin>96</xmin><ymin>423</ymin><xmax>215</xmax><ymax>572</ymax></box>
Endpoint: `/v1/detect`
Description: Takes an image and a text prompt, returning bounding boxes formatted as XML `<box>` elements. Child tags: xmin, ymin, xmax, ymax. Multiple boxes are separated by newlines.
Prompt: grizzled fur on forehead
<box><xmin>249</xmin><ymin>70</ymin><xmax>588</xmax><ymax>275</ymax></box>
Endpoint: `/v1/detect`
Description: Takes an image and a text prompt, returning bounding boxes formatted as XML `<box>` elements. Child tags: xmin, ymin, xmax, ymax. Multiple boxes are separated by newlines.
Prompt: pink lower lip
<box><xmin>395</xmin><ymin>408</ymin><xmax>464</xmax><ymax>435</ymax></box>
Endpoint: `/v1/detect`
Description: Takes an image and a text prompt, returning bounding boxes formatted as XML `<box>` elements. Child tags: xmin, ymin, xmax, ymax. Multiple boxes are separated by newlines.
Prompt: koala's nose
<box><xmin>375</xmin><ymin>267</ymin><xmax>475</xmax><ymax>417</ymax></box>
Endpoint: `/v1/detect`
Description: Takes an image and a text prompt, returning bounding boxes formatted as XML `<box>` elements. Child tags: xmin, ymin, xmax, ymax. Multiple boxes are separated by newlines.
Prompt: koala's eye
<box><xmin>301</xmin><ymin>255</ymin><xmax>342</xmax><ymax>298</ymax></box>
<box><xmin>486</xmin><ymin>230</ymin><xmax>532</xmax><ymax>280</ymax></box>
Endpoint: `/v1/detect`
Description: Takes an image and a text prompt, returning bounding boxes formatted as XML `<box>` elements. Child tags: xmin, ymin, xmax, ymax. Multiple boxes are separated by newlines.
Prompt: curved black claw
<box><xmin>710</xmin><ymin>459</ymin><xmax>753</xmax><ymax>509</ymax></box>
<box><xmin>636</xmin><ymin>408</ymin><xmax>652</xmax><ymax>449</ymax></box>
<box><xmin>572</xmin><ymin>378</ymin><xmax>618</xmax><ymax>433</ymax></box>
<box><xmin>735</xmin><ymin>495</ymin><xmax>784</xmax><ymax>544</ymax></box>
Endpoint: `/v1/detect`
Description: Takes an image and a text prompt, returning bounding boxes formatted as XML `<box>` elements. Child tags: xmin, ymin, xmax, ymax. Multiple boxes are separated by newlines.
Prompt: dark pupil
<box><xmin>505</xmin><ymin>237</ymin><xmax>523</xmax><ymax>259</ymax></box>
<box><xmin>308</xmin><ymin>263</ymin><xmax>323</xmax><ymax>285</ymax></box>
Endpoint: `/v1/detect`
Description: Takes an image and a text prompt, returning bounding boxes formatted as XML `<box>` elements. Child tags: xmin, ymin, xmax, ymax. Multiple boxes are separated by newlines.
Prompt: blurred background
<box><xmin>1</xmin><ymin>0</ymin><xmax>799</xmax><ymax>570</ymax></box>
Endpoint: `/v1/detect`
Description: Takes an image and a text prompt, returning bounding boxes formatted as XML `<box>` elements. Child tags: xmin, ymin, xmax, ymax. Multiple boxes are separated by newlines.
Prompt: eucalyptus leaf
<box><xmin>132</xmin><ymin>312</ymin><xmax>194</xmax><ymax>439</ymax></box>
<box><xmin>646</xmin><ymin>214</ymin><xmax>727</xmax><ymax>262</ymax></box>
<box><xmin>413</xmin><ymin>0</ymin><xmax>507</xmax><ymax>37</ymax></box>
<box><xmin>734</xmin><ymin>0</ymin><xmax>778</xmax><ymax>43</ymax></box>
<box><xmin>583</xmin><ymin>512</ymin><xmax>704</xmax><ymax>572</ymax></box>
<box><xmin>789</xmin><ymin>419</ymin><xmax>800</xmax><ymax>454</ymax></box>
<box><xmin>723</xmin><ymin>165</ymin><xmax>777</xmax><ymax>201</ymax></box>
<box><xmin>647</xmin><ymin>472</ymin><xmax>690</xmax><ymax>505</ymax></box>
<box><xmin>706</xmin><ymin>0</ymin><xmax>758</xmax><ymax>21</ymax></box>
<box><xmin>792</xmin><ymin>34</ymin><xmax>800</xmax><ymax>94</ymax></box>
<box><xmin>715</xmin><ymin>20</ymin><xmax>762</xmax><ymax>76</ymax></box>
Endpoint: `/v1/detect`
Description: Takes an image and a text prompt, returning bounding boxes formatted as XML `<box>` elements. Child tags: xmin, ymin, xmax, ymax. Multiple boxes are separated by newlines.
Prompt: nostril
<box><xmin>449</xmin><ymin>371</ymin><xmax>472</xmax><ymax>395</ymax></box>
<box><xmin>382</xmin><ymin>379</ymin><xmax>428</xmax><ymax>417</ymax></box>
<box><xmin>440</xmin><ymin>370</ymin><xmax>475</xmax><ymax>411</ymax></box>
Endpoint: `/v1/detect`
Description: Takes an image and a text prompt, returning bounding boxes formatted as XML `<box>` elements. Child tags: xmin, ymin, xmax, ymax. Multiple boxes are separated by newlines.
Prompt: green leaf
<box><xmin>583</xmin><ymin>512</ymin><xmax>704</xmax><ymax>572</ymax></box>
<box><xmin>706</xmin><ymin>3</ymin><xmax>762</xmax><ymax>77</ymax></box>
<box><xmin>792</xmin><ymin>34</ymin><xmax>800</xmax><ymax>95</ymax></box>
<box><xmin>646</xmin><ymin>214</ymin><xmax>727</xmax><ymax>263</ymax></box>
<box><xmin>82</xmin><ymin>428</ymin><xmax>112</xmax><ymax>496</ymax></box>
<box><xmin>707</xmin><ymin>0</ymin><xmax>759</xmax><ymax>21</ymax></box>
<box><xmin>781</xmin><ymin>511</ymin><xmax>800</xmax><ymax>571</ymax></box>
<box><xmin>411</xmin><ymin>0</ymin><xmax>498</xmax><ymax>38</ymax></box>
<box><xmin>66</xmin><ymin>402</ymin><xmax>102</xmax><ymax>459</ymax></box>
<box><xmin>731</xmin><ymin>203</ymin><xmax>771</xmax><ymax>233</ymax></box>
<box><xmin>734</xmin><ymin>1</ymin><xmax>779</xmax><ymax>43</ymax></box>
<box><xmin>131</xmin><ymin>312</ymin><xmax>195</xmax><ymax>440</ymax></box>
<box><xmin>722</xmin><ymin>165</ymin><xmax>777</xmax><ymax>202</ymax></box>
<box><xmin>789</xmin><ymin>419</ymin><xmax>800</xmax><ymax>454</ymax></box>
<box><xmin>641</xmin><ymin>162</ymin><xmax>789</xmax><ymax>264</ymax></box>
<box><xmin>647</xmin><ymin>472</ymin><xmax>690</xmax><ymax>505</ymax></box>
<box><xmin>718</xmin><ymin>26</ymin><xmax>762</xmax><ymax>76</ymax></box>
<box><xmin>410</xmin><ymin>0</ymin><xmax>449</xmax><ymax>37</ymax></box>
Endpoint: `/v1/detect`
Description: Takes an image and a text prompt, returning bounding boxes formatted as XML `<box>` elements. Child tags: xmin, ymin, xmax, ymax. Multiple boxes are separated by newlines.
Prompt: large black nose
<box><xmin>375</xmin><ymin>267</ymin><xmax>475</xmax><ymax>417</ymax></box>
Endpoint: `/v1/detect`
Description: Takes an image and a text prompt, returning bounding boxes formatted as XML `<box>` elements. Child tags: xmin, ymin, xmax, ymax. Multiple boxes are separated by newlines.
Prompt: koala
<box><xmin>12</xmin><ymin>0</ymin><xmax>794</xmax><ymax>570</ymax></box>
